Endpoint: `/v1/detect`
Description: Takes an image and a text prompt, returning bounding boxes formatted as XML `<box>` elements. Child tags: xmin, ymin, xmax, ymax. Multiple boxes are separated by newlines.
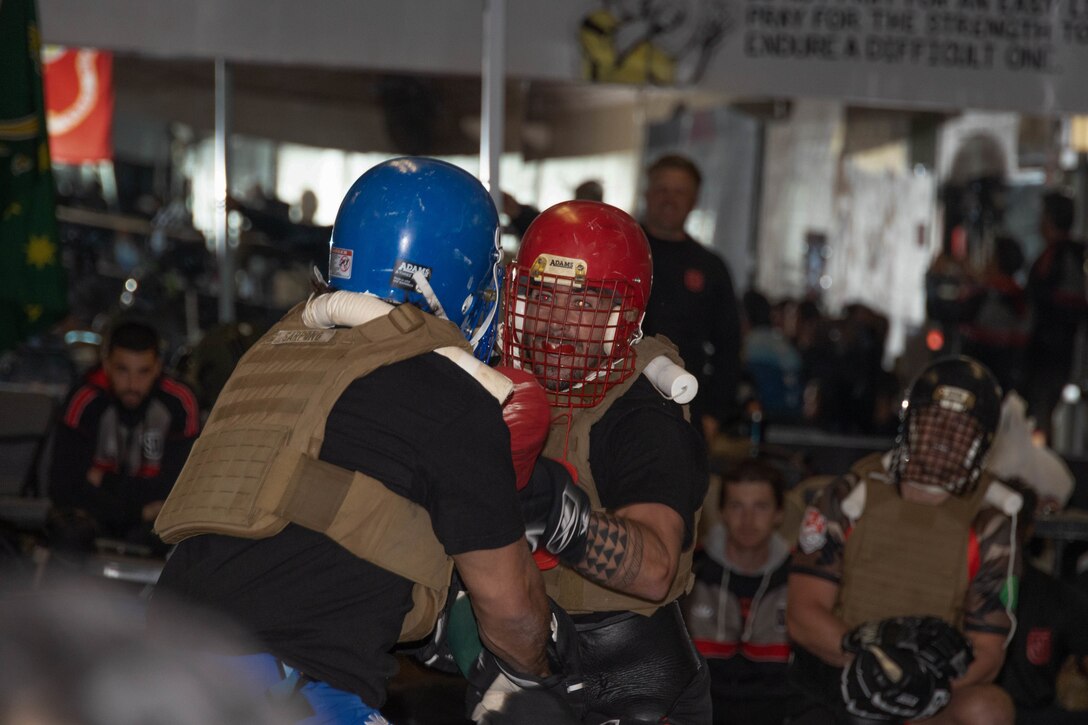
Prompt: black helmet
<box><xmin>892</xmin><ymin>356</ymin><xmax>1002</xmax><ymax>496</ymax></box>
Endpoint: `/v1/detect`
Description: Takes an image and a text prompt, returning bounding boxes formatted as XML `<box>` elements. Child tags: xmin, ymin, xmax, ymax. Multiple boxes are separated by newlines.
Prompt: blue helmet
<box><xmin>328</xmin><ymin>157</ymin><xmax>502</xmax><ymax>361</ymax></box>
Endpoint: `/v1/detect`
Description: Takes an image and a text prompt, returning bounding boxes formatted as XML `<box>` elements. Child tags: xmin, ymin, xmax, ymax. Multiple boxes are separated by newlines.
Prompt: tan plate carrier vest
<box><xmin>540</xmin><ymin>335</ymin><xmax>700</xmax><ymax>616</ymax></box>
<box><xmin>155</xmin><ymin>302</ymin><xmax>472</xmax><ymax>642</ymax></box>
<box><xmin>837</xmin><ymin>452</ymin><xmax>993</xmax><ymax>629</ymax></box>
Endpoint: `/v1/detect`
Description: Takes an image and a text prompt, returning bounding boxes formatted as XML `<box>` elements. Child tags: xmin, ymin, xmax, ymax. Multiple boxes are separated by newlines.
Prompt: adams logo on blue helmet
<box><xmin>391</xmin><ymin>259</ymin><xmax>432</xmax><ymax>292</ymax></box>
<box><xmin>328</xmin><ymin>157</ymin><xmax>502</xmax><ymax>362</ymax></box>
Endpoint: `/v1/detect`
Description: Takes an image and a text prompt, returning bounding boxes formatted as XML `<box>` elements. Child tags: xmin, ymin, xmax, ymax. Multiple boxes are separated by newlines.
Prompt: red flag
<box><xmin>43</xmin><ymin>48</ymin><xmax>113</xmax><ymax>164</ymax></box>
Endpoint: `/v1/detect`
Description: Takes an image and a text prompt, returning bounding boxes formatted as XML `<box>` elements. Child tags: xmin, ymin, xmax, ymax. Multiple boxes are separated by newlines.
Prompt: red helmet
<box><xmin>502</xmin><ymin>201</ymin><xmax>653</xmax><ymax>407</ymax></box>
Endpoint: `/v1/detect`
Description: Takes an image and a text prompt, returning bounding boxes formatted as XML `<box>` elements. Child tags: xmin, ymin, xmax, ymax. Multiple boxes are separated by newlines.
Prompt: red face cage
<box><xmin>502</xmin><ymin>264</ymin><xmax>643</xmax><ymax>408</ymax></box>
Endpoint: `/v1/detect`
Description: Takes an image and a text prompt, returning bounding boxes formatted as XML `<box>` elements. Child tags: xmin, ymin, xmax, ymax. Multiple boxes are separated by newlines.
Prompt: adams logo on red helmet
<box><xmin>529</xmin><ymin>253</ymin><xmax>588</xmax><ymax>287</ymax></box>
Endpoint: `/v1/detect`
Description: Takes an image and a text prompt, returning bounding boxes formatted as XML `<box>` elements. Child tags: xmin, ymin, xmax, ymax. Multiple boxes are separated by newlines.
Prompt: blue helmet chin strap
<box><xmin>461</xmin><ymin>263</ymin><xmax>503</xmax><ymax>363</ymax></box>
<box><xmin>411</xmin><ymin>270</ymin><xmax>449</xmax><ymax>321</ymax></box>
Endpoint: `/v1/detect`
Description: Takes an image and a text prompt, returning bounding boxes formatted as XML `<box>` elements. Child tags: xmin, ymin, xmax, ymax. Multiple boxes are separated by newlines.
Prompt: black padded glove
<box><xmin>398</xmin><ymin>572</ymin><xmax>472</xmax><ymax>676</ymax></box>
<box><xmin>843</xmin><ymin>616</ymin><xmax>973</xmax><ymax>682</ymax></box>
<box><xmin>518</xmin><ymin>457</ymin><xmax>591</xmax><ymax>565</ymax></box>
<box><xmin>912</xmin><ymin>617</ymin><xmax>973</xmax><ymax>682</ymax></box>
<box><xmin>841</xmin><ymin>643</ymin><xmax>951</xmax><ymax>721</ymax></box>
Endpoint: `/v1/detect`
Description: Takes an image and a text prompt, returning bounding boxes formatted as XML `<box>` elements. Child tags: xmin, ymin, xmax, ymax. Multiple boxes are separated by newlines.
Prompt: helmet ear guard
<box><xmin>460</xmin><ymin>261</ymin><xmax>504</xmax><ymax>363</ymax></box>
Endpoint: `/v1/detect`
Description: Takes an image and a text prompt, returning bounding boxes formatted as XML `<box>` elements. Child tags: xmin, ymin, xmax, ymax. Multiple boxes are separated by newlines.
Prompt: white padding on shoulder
<box><xmin>643</xmin><ymin>355</ymin><xmax>698</xmax><ymax>404</ymax></box>
<box><xmin>302</xmin><ymin>292</ymin><xmax>512</xmax><ymax>404</ymax></box>
<box><xmin>984</xmin><ymin>480</ymin><xmax>1023</xmax><ymax>516</ymax></box>
<box><xmin>987</xmin><ymin>392</ymin><xmax>1074</xmax><ymax>507</ymax></box>
<box><xmin>302</xmin><ymin>291</ymin><xmax>393</xmax><ymax>329</ymax></box>
<box><xmin>437</xmin><ymin>347</ymin><xmax>513</xmax><ymax>404</ymax></box>
<box><xmin>841</xmin><ymin>484</ymin><xmax>866</xmax><ymax>521</ymax></box>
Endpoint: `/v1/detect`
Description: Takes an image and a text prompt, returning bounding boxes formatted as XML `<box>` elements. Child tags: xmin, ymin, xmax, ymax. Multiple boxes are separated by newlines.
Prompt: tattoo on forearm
<box><xmin>573</xmin><ymin>512</ymin><xmax>644</xmax><ymax>591</ymax></box>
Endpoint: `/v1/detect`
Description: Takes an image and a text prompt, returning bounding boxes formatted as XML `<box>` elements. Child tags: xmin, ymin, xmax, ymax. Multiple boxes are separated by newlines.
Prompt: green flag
<box><xmin>0</xmin><ymin>0</ymin><xmax>67</xmax><ymax>351</ymax></box>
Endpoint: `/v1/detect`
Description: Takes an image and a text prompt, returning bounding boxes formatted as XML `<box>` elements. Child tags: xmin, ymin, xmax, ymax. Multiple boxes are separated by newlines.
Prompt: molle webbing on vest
<box><xmin>155</xmin><ymin>302</ymin><xmax>470</xmax><ymax>641</ymax></box>
<box><xmin>540</xmin><ymin>335</ymin><xmax>699</xmax><ymax>615</ymax></box>
<box><xmin>837</xmin><ymin>453</ymin><xmax>992</xmax><ymax>629</ymax></box>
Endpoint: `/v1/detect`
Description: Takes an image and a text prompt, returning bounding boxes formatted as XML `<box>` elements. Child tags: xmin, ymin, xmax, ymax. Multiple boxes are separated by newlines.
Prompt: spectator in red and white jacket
<box><xmin>682</xmin><ymin>458</ymin><xmax>804</xmax><ymax>725</ymax></box>
<box><xmin>49</xmin><ymin>321</ymin><xmax>199</xmax><ymax>553</ymax></box>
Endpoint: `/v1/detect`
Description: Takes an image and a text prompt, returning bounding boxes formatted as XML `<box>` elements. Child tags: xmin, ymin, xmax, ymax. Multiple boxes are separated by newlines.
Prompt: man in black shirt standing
<box><xmin>150</xmin><ymin>158</ymin><xmax>564</xmax><ymax>724</ymax></box>
<box><xmin>640</xmin><ymin>154</ymin><xmax>742</xmax><ymax>441</ymax></box>
<box><xmin>1025</xmin><ymin>190</ymin><xmax>1086</xmax><ymax>439</ymax></box>
<box><xmin>502</xmin><ymin>200</ymin><xmax>711</xmax><ymax>723</ymax></box>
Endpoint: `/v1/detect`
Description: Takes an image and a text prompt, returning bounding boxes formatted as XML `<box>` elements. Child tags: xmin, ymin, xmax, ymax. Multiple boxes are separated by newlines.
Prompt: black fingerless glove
<box><xmin>518</xmin><ymin>457</ymin><xmax>591</xmax><ymax>565</ymax></box>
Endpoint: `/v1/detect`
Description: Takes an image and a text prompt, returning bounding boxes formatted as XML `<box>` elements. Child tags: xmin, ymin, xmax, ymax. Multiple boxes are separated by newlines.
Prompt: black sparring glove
<box><xmin>841</xmin><ymin>642</ymin><xmax>951</xmax><ymax>721</ymax></box>
<box><xmin>398</xmin><ymin>572</ymin><xmax>476</xmax><ymax>676</ymax></box>
<box><xmin>840</xmin><ymin>616</ymin><xmax>968</xmax><ymax>721</ymax></box>
<box><xmin>518</xmin><ymin>457</ymin><xmax>591</xmax><ymax>565</ymax></box>
<box><xmin>912</xmin><ymin>617</ymin><xmax>974</xmax><ymax>682</ymax></box>
<box><xmin>466</xmin><ymin>601</ymin><xmax>586</xmax><ymax>724</ymax></box>
<box><xmin>843</xmin><ymin>616</ymin><xmax>973</xmax><ymax>682</ymax></box>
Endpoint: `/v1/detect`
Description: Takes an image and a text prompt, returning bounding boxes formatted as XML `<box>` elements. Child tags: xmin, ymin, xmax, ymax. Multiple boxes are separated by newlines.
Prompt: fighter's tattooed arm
<box><xmin>569</xmin><ymin>508</ymin><xmax>679</xmax><ymax>600</ymax></box>
<box><xmin>571</xmin><ymin>511</ymin><xmax>644</xmax><ymax>591</ymax></box>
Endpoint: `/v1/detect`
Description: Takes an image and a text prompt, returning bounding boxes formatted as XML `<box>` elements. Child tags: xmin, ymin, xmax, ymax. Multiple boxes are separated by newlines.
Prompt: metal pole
<box><xmin>480</xmin><ymin>0</ymin><xmax>506</xmax><ymax>210</ymax></box>
<box><xmin>214</xmin><ymin>57</ymin><xmax>236</xmax><ymax>323</ymax></box>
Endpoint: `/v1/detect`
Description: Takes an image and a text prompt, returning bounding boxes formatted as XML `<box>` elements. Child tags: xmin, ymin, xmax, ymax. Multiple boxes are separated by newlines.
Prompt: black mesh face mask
<box><xmin>898</xmin><ymin>405</ymin><xmax>985</xmax><ymax>495</ymax></box>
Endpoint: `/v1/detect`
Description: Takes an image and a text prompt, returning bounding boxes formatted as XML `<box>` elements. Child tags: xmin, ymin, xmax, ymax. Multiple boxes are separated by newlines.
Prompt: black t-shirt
<box><xmin>1026</xmin><ymin>240</ymin><xmax>1088</xmax><ymax>374</ymax></box>
<box><xmin>640</xmin><ymin>232</ymin><xmax>741</xmax><ymax>425</ymax></box>
<box><xmin>151</xmin><ymin>353</ymin><xmax>524</xmax><ymax>707</ymax></box>
<box><xmin>998</xmin><ymin>563</ymin><xmax>1088</xmax><ymax>710</ymax></box>
<box><xmin>587</xmin><ymin>375</ymin><xmax>707</xmax><ymax>549</ymax></box>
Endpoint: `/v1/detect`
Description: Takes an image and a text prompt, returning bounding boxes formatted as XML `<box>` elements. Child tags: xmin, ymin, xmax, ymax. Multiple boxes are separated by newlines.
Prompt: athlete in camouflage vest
<box><xmin>787</xmin><ymin>356</ymin><xmax>1021</xmax><ymax>725</ymax></box>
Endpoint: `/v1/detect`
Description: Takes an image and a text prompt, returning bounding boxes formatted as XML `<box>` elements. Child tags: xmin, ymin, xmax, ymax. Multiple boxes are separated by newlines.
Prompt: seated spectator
<box><xmin>48</xmin><ymin>321</ymin><xmax>200</xmax><ymax>553</ymax></box>
<box><xmin>742</xmin><ymin>290</ymin><xmax>803</xmax><ymax>423</ymax></box>
<box><xmin>788</xmin><ymin>357</ymin><xmax>1018</xmax><ymax>725</ymax></box>
<box><xmin>997</xmin><ymin>486</ymin><xmax>1088</xmax><ymax>724</ymax></box>
<box><xmin>683</xmin><ymin>458</ymin><xmax>804</xmax><ymax>725</ymax></box>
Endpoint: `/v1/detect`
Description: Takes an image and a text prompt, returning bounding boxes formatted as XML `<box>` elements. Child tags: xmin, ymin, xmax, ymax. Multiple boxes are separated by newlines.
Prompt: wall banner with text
<box><xmin>580</xmin><ymin>0</ymin><xmax>1088</xmax><ymax>114</ymax></box>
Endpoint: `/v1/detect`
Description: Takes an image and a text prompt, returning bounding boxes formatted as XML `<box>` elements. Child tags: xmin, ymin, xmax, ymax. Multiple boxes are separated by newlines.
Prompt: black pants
<box><xmin>577</xmin><ymin>602</ymin><xmax>712</xmax><ymax>724</ymax></box>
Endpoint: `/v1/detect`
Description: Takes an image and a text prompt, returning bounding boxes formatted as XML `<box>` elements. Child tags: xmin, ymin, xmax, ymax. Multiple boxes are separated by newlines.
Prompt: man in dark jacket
<box><xmin>49</xmin><ymin>320</ymin><xmax>199</xmax><ymax>550</ymax></box>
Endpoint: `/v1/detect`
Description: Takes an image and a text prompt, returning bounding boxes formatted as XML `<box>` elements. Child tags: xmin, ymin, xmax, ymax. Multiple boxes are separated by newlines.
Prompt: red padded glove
<box><xmin>495</xmin><ymin>365</ymin><xmax>552</xmax><ymax>491</ymax></box>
